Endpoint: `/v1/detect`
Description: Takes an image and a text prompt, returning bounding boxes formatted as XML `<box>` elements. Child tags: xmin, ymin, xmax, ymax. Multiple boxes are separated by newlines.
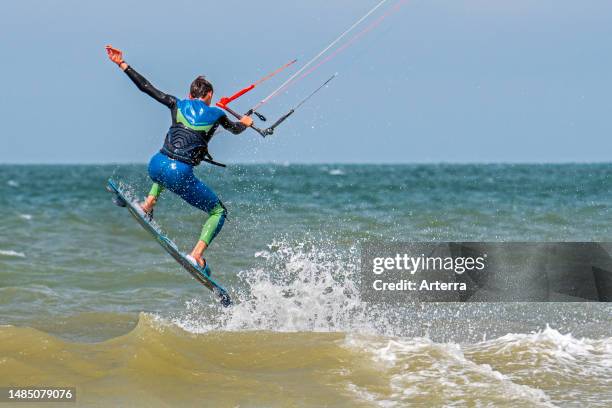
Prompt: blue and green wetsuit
<box><xmin>124</xmin><ymin>66</ymin><xmax>247</xmax><ymax>246</ymax></box>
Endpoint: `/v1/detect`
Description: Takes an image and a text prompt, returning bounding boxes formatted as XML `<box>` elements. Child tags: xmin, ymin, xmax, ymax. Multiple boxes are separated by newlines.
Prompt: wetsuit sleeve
<box><xmin>124</xmin><ymin>66</ymin><xmax>177</xmax><ymax>109</ymax></box>
<box><xmin>218</xmin><ymin>114</ymin><xmax>247</xmax><ymax>134</ymax></box>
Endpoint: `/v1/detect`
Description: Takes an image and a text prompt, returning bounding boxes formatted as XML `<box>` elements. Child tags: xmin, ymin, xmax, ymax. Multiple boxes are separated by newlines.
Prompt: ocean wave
<box><xmin>469</xmin><ymin>325</ymin><xmax>612</xmax><ymax>368</ymax></box>
<box><xmin>1</xmin><ymin>315</ymin><xmax>609</xmax><ymax>407</ymax></box>
<box><xmin>0</xmin><ymin>315</ymin><xmax>364</xmax><ymax>407</ymax></box>
<box><xmin>343</xmin><ymin>335</ymin><xmax>556</xmax><ymax>407</ymax></box>
<box><xmin>171</xmin><ymin>239</ymin><xmax>381</xmax><ymax>334</ymax></box>
<box><xmin>464</xmin><ymin>326</ymin><xmax>612</xmax><ymax>406</ymax></box>
<box><xmin>0</xmin><ymin>249</ymin><xmax>25</xmax><ymax>258</ymax></box>
<box><xmin>155</xmin><ymin>238</ymin><xmax>612</xmax><ymax>406</ymax></box>
<box><xmin>318</xmin><ymin>166</ymin><xmax>346</xmax><ymax>176</ymax></box>
<box><xmin>168</xmin><ymin>240</ymin><xmax>612</xmax><ymax>342</ymax></box>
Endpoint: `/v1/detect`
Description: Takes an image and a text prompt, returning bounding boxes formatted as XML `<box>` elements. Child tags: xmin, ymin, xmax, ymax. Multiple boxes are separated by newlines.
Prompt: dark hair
<box><xmin>190</xmin><ymin>76</ymin><xmax>213</xmax><ymax>98</ymax></box>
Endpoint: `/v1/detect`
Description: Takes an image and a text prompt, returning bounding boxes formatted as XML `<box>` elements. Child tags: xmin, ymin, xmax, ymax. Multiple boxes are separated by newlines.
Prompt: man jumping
<box><xmin>105</xmin><ymin>45</ymin><xmax>253</xmax><ymax>270</ymax></box>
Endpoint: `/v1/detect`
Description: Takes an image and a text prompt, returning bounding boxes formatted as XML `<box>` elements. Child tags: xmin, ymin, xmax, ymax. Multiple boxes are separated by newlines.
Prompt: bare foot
<box><xmin>189</xmin><ymin>240</ymin><xmax>208</xmax><ymax>268</ymax></box>
<box><xmin>188</xmin><ymin>253</ymin><xmax>206</xmax><ymax>268</ymax></box>
<box><xmin>140</xmin><ymin>195</ymin><xmax>157</xmax><ymax>217</ymax></box>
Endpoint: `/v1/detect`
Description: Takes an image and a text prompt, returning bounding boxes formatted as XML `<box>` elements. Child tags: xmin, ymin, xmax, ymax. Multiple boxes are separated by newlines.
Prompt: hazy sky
<box><xmin>0</xmin><ymin>0</ymin><xmax>611</xmax><ymax>164</ymax></box>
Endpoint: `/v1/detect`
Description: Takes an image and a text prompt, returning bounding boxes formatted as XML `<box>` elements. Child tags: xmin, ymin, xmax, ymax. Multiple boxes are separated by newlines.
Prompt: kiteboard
<box><xmin>106</xmin><ymin>179</ymin><xmax>232</xmax><ymax>307</ymax></box>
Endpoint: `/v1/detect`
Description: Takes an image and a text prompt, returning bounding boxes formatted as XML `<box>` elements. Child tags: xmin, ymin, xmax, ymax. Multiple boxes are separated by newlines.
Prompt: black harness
<box><xmin>160</xmin><ymin>124</ymin><xmax>225</xmax><ymax>167</ymax></box>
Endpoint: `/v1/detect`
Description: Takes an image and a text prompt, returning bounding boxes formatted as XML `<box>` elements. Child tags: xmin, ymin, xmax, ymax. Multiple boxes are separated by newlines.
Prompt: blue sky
<box><xmin>0</xmin><ymin>0</ymin><xmax>611</xmax><ymax>163</ymax></box>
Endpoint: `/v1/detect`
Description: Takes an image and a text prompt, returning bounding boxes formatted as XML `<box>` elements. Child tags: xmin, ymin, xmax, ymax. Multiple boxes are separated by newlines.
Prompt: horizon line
<box><xmin>1</xmin><ymin>160</ymin><xmax>612</xmax><ymax>166</ymax></box>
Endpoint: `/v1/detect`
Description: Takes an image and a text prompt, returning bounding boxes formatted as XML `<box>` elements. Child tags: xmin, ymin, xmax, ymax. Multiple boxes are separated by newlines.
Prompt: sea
<box><xmin>1</xmin><ymin>163</ymin><xmax>611</xmax><ymax>407</ymax></box>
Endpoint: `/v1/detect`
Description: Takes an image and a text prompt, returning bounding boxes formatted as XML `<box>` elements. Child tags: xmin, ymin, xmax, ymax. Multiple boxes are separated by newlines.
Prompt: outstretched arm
<box><xmin>105</xmin><ymin>45</ymin><xmax>176</xmax><ymax>109</ymax></box>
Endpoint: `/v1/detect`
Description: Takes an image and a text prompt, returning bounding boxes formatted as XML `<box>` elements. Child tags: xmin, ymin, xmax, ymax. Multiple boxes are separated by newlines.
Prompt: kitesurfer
<box><xmin>105</xmin><ymin>45</ymin><xmax>253</xmax><ymax>269</ymax></box>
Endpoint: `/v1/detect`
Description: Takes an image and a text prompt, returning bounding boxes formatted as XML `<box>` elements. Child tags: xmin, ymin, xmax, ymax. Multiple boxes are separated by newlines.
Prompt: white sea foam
<box><xmin>0</xmin><ymin>250</ymin><xmax>25</xmax><ymax>258</ymax></box>
<box><xmin>469</xmin><ymin>325</ymin><xmax>612</xmax><ymax>377</ymax></box>
<box><xmin>162</xmin><ymin>238</ymin><xmax>609</xmax><ymax>406</ymax></box>
<box><xmin>343</xmin><ymin>334</ymin><xmax>556</xmax><ymax>407</ymax></box>
<box><xmin>18</xmin><ymin>214</ymin><xmax>33</xmax><ymax>220</ymax></box>
<box><xmin>7</xmin><ymin>180</ymin><xmax>19</xmax><ymax>187</ymax></box>
<box><xmin>172</xmin><ymin>239</ymin><xmax>385</xmax><ymax>334</ymax></box>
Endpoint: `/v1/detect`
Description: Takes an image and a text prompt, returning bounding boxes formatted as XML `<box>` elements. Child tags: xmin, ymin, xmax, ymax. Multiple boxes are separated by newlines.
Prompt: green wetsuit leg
<box><xmin>148</xmin><ymin>183</ymin><xmax>164</xmax><ymax>198</ymax></box>
<box><xmin>199</xmin><ymin>203</ymin><xmax>226</xmax><ymax>246</ymax></box>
